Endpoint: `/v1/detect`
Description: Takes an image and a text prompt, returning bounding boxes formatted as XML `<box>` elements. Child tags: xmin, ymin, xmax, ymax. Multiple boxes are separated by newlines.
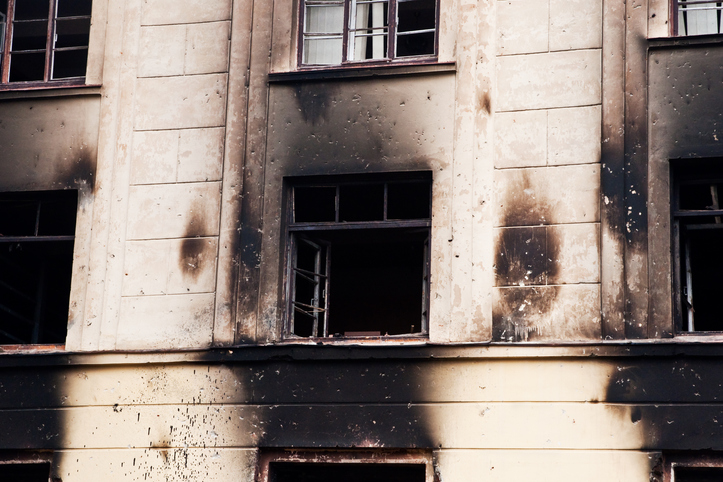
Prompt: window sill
<box><xmin>0</xmin><ymin>82</ymin><xmax>101</xmax><ymax>101</ymax></box>
<box><xmin>268</xmin><ymin>61</ymin><xmax>456</xmax><ymax>83</ymax></box>
<box><xmin>280</xmin><ymin>336</ymin><xmax>430</xmax><ymax>345</ymax></box>
<box><xmin>649</xmin><ymin>33</ymin><xmax>723</xmax><ymax>50</ymax></box>
<box><xmin>0</xmin><ymin>344</ymin><xmax>65</xmax><ymax>354</ymax></box>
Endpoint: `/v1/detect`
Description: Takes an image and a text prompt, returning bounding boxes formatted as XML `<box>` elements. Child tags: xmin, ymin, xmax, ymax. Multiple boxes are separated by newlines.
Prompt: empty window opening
<box><xmin>0</xmin><ymin>0</ymin><xmax>92</xmax><ymax>84</ymax></box>
<box><xmin>0</xmin><ymin>462</ymin><xmax>51</xmax><ymax>482</ymax></box>
<box><xmin>0</xmin><ymin>190</ymin><xmax>77</xmax><ymax>345</ymax></box>
<box><xmin>270</xmin><ymin>462</ymin><xmax>426</xmax><ymax>482</ymax></box>
<box><xmin>300</xmin><ymin>0</ymin><xmax>436</xmax><ymax>66</ymax></box>
<box><xmin>675</xmin><ymin>467</ymin><xmax>723</xmax><ymax>482</ymax></box>
<box><xmin>672</xmin><ymin>159</ymin><xmax>723</xmax><ymax>332</ymax></box>
<box><xmin>286</xmin><ymin>173</ymin><xmax>431</xmax><ymax>338</ymax></box>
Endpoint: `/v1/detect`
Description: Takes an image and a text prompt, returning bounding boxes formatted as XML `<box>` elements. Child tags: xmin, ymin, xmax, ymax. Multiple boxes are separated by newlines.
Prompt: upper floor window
<box><xmin>675</xmin><ymin>0</ymin><xmax>723</xmax><ymax>35</ymax></box>
<box><xmin>0</xmin><ymin>0</ymin><xmax>91</xmax><ymax>85</ymax></box>
<box><xmin>300</xmin><ymin>0</ymin><xmax>437</xmax><ymax>66</ymax></box>
<box><xmin>284</xmin><ymin>173</ymin><xmax>431</xmax><ymax>339</ymax></box>
<box><xmin>672</xmin><ymin>159</ymin><xmax>723</xmax><ymax>333</ymax></box>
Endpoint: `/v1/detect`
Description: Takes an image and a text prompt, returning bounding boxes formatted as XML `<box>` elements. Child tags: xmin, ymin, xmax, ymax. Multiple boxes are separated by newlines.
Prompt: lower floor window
<box><xmin>259</xmin><ymin>451</ymin><xmax>432</xmax><ymax>482</ymax></box>
<box><xmin>0</xmin><ymin>452</ymin><xmax>54</xmax><ymax>482</ymax></box>
<box><xmin>0</xmin><ymin>190</ymin><xmax>77</xmax><ymax>345</ymax></box>
<box><xmin>285</xmin><ymin>173</ymin><xmax>431</xmax><ymax>338</ymax></box>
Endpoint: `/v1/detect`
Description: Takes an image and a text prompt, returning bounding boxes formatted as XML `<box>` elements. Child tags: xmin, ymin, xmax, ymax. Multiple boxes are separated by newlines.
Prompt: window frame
<box><xmin>663</xmin><ymin>453</ymin><xmax>723</xmax><ymax>482</ymax></box>
<box><xmin>257</xmin><ymin>450</ymin><xmax>435</xmax><ymax>482</ymax></box>
<box><xmin>297</xmin><ymin>0</ymin><xmax>439</xmax><ymax>69</ymax></box>
<box><xmin>671</xmin><ymin>160</ymin><xmax>723</xmax><ymax>334</ymax></box>
<box><xmin>0</xmin><ymin>190</ymin><xmax>78</xmax><ymax>347</ymax></box>
<box><xmin>672</xmin><ymin>0</ymin><xmax>723</xmax><ymax>36</ymax></box>
<box><xmin>0</xmin><ymin>451</ymin><xmax>54</xmax><ymax>482</ymax></box>
<box><xmin>283</xmin><ymin>173</ymin><xmax>432</xmax><ymax>340</ymax></box>
<box><xmin>0</xmin><ymin>0</ymin><xmax>91</xmax><ymax>90</ymax></box>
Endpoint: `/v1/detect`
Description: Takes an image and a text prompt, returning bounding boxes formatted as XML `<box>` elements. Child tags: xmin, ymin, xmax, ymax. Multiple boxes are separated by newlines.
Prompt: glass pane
<box><xmin>303</xmin><ymin>37</ymin><xmax>342</xmax><ymax>64</ymax></box>
<box><xmin>339</xmin><ymin>183</ymin><xmax>384</xmax><ymax>221</ymax></box>
<box><xmin>352</xmin><ymin>30</ymin><xmax>387</xmax><ymax>60</ymax></box>
<box><xmin>304</xmin><ymin>4</ymin><xmax>343</xmax><ymax>33</ymax></box>
<box><xmin>387</xmin><ymin>181</ymin><xmax>430</xmax><ymax>219</ymax></box>
<box><xmin>397</xmin><ymin>0</ymin><xmax>436</xmax><ymax>32</ymax></box>
<box><xmin>13</xmin><ymin>0</ymin><xmax>50</xmax><ymax>20</ymax></box>
<box><xmin>11</xmin><ymin>19</ymin><xmax>47</xmax><ymax>50</ymax></box>
<box><xmin>295</xmin><ymin>186</ymin><xmax>337</xmax><ymax>222</ymax></box>
<box><xmin>51</xmin><ymin>47</ymin><xmax>87</xmax><ymax>78</ymax></box>
<box><xmin>55</xmin><ymin>16</ymin><xmax>90</xmax><ymax>48</ymax></box>
<box><xmin>678</xmin><ymin>2</ymin><xmax>722</xmax><ymax>35</ymax></box>
<box><xmin>9</xmin><ymin>51</ymin><xmax>45</xmax><ymax>81</ymax></box>
<box><xmin>396</xmin><ymin>31</ymin><xmax>434</xmax><ymax>56</ymax></box>
<box><xmin>56</xmin><ymin>0</ymin><xmax>92</xmax><ymax>17</ymax></box>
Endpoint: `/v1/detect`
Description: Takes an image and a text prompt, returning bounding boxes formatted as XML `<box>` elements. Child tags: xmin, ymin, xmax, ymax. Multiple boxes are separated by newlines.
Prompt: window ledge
<box><xmin>649</xmin><ymin>34</ymin><xmax>723</xmax><ymax>50</ymax></box>
<box><xmin>0</xmin><ymin>83</ymin><xmax>101</xmax><ymax>101</ymax></box>
<box><xmin>268</xmin><ymin>61</ymin><xmax>456</xmax><ymax>83</ymax></box>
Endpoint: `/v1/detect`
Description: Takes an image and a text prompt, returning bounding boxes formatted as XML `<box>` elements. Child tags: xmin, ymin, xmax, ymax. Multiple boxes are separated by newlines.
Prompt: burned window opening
<box><xmin>0</xmin><ymin>0</ymin><xmax>91</xmax><ymax>85</ymax></box>
<box><xmin>300</xmin><ymin>0</ymin><xmax>437</xmax><ymax>66</ymax></box>
<box><xmin>285</xmin><ymin>173</ymin><xmax>431</xmax><ymax>339</ymax></box>
<box><xmin>0</xmin><ymin>190</ymin><xmax>77</xmax><ymax>345</ymax></box>
<box><xmin>270</xmin><ymin>462</ymin><xmax>426</xmax><ymax>482</ymax></box>
<box><xmin>258</xmin><ymin>450</ymin><xmax>433</xmax><ymax>482</ymax></box>
<box><xmin>0</xmin><ymin>451</ymin><xmax>54</xmax><ymax>482</ymax></box>
<box><xmin>672</xmin><ymin>159</ymin><xmax>723</xmax><ymax>333</ymax></box>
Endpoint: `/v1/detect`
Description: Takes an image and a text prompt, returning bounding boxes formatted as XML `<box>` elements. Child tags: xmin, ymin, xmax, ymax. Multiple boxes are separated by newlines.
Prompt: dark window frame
<box><xmin>283</xmin><ymin>172</ymin><xmax>432</xmax><ymax>340</ymax></box>
<box><xmin>298</xmin><ymin>0</ymin><xmax>439</xmax><ymax>68</ymax></box>
<box><xmin>257</xmin><ymin>450</ymin><xmax>434</xmax><ymax>482</ymax></box>
<box><xmin>0</xmin><ymin>0</ymin><xmax>91</xmax><ymax>90</ymax></box>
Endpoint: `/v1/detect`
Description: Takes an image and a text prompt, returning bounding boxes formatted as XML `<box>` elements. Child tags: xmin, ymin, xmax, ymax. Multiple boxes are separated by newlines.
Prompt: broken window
<box><xmin>674</xmin><ymin>0</ymin><xmax>723</xmax><ymax>35</ymax></box>
<box><xmin>672</xmin><ymin>160</ymin><xmax>723</xmax><ymax>332</ymax></box>
<box><xmin>0</xmin><ymin>0</ymin><xmax>92</xmax><ymax>85</ymax></box>
<box><xmin>300</xmin><ymin>0</ymin><xmax>436</xmax><ymax>66</ymax></box>
<box><xmin>0</xmin><ymin>190</ymin><xmax>77</xmax><ymax>345</ymax></box>
<box><xmin>285</xmin><ymin>173</ymin><xmax>431</xmax><ymax>338</ymax></box>
<box><xmin>258</xmin><ymin>451</ymin><xmax>433</xmax><ymax>482</ymax></box>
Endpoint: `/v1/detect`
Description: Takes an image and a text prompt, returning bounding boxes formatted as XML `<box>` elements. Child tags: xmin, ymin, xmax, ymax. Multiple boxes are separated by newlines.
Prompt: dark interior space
<box><xmin>675</xmin><ymin>467</ymin><xmax>723</xmax><ymax>482</ymax></box>
<box><xmin>673</xmin><ymin>159</ymin><xmax>723</xmax><ymax>332</ymax></box>
<box><xmin>270</xmin><ymin>462</ymin><xmax>425</xmax><ymax>482</ymax></box>
<box><xmin>396</xmin><ymin>0</ymin><xmax>435</xmax><ymax>56</ymax></box>
<box><xmin>0</xmin><ymin>190</ymin><xmax>77</xmax><ymax>345</ymax></box>
<box><xmin>0</xmin><ymin>462</ymin><xmax>51</xmax><ymax>482</ymax></box>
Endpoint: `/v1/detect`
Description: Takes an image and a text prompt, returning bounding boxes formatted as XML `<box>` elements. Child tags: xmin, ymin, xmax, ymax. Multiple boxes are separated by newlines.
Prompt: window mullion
<box><xmin>342</xmin><ymin>0</ymin><xmax>351</xmax><ymax>62</ymax></box>
<box><xmin>44</xmin><ymin>0</ymin><xmax>56</xmax><ymax>81</ymax></box>
<box><xmin>389</xmin><ymin>0</ymin><xmax>397</xmax><ymax>59</ymax></box>
<box><xmin>2</xmin><ymin>0</ymin><xmax>14</xmax><ymax>83</ymax></box>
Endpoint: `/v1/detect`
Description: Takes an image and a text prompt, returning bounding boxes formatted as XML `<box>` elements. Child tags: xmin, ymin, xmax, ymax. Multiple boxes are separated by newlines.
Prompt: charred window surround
<box><xmin>663</xmin><ymin>453</ymin><xmax>723</xmax><ymax>482</ymax></box>
<box><xmin>299</xmin><ymin>0</ymin><xmax>437</xmax><ymax>67</ymax></box>
<box><xmin>0</xmin><ymin>190</ymin><xmax>77</xmax><ymax>345</ymax></box>
<box><xmin>0</xmin><ymin>451</ymin><xmax>54</xmax><ymax>482</ymax></box>
<box><xmin>258</xmin><ymin>450</ymin><xmax>434</xmax><ymax>482</ymax></box>
<box><xmin>672</xmin><ymin>159</ymin><xmax>723</xmax><ymax>333</ymax></box>
<box><xmin>284</xmin><ymin>172</ymin><xmax>431</xmax><ymax>339</ymax></box>
<box><xmin>0</xmin><ymin>0</ymin><xmax>91</xmax><ymax>88</ymax></box>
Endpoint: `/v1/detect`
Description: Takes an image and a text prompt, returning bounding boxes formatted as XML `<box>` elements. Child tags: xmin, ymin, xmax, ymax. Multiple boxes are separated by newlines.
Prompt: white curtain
<box><xmin>304</xmin><ymin>3</ymin><xmax>343</xmax><ymax>64</ymax></box>
<box><xmin>352</xmin><ymin>1</ymin><xmax>385</xmax><ymax>60</ymax></box>
<box><xmin>679</xmin><ymin>2</ymin><xmax>721</xmax><ymax>35</ymax></box>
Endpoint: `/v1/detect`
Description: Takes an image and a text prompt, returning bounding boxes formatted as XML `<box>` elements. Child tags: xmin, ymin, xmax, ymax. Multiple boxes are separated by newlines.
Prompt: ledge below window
<box><xmin>268</xmin><ymin>62</ymin><xmax>456</xmax><ymax>83</ymax></box>
<box><xmin>0</xmin><ymin>82</ymin><xmax>101</xmax><ymax>101</ymax></box>
<box><xmin>649</xmin><ymin>34</ymin><xmax>723</xmax><ymax>50</ymax></box>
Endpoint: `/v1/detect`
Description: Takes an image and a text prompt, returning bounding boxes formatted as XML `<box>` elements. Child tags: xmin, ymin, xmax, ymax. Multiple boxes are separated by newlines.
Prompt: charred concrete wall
<box><xmin>5</xmin><ymin>348</ymin><xmax>719</xmax><ymax>482</ymax></box>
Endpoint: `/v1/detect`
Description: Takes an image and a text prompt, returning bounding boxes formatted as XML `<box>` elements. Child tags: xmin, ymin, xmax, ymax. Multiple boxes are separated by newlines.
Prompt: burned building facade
<box><xmin>1</xmin><ymin>0</ymin><xmax>723</xmax><ymax>480</ymax></box>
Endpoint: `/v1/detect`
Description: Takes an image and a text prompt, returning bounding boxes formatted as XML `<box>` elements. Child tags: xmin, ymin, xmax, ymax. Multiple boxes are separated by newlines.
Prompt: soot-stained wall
<box><xmin>647</xmin><ymin>41</ymin><xmax>723</xmax><ymax>336</ymax></box>
<box><xmin>245</xmin><ymin>73</ymin><xmax>456</xmax><ymax>341</ymax></box>
<box><xmin>0</xmin><ymin>95</ymin><xmax>100</xmax><ymax>193</ymax></box>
